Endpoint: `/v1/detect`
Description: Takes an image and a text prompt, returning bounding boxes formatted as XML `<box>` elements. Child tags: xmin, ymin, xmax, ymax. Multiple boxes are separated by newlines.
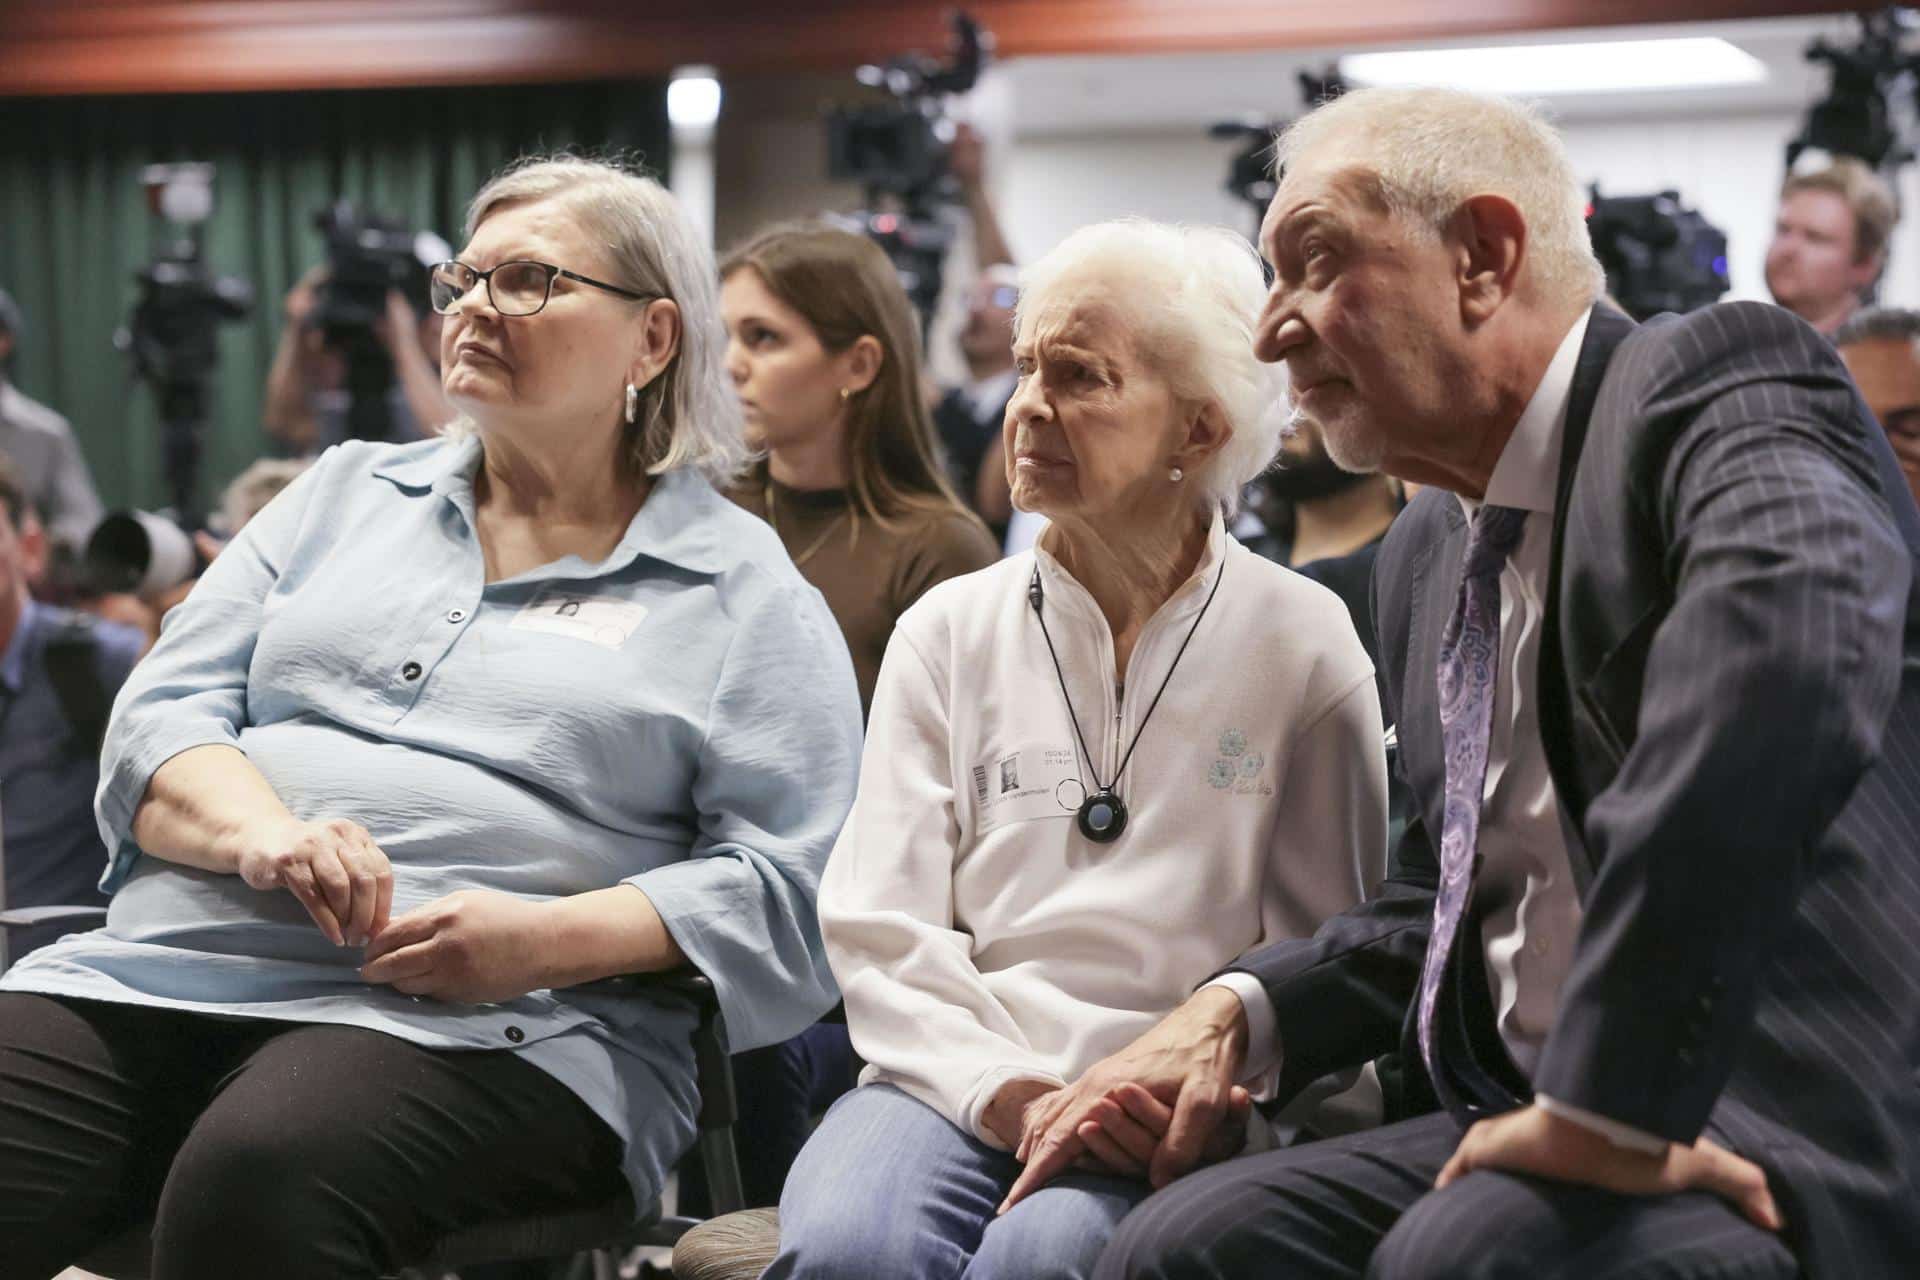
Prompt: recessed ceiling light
<box><xmin>1340</xmin><ymin>38</ymin><xmax>1768</xmax><ymax>97</ymax></box>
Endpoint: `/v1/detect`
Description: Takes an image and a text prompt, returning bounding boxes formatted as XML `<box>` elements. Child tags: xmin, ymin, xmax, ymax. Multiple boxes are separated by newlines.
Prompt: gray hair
<box><xmin>218</xmin><ymin>456</ymin><xmax>313</xmax><ymax>535</ymax></box>
<box><xmin>1835</xmin><ymin>306</ymin><xmax>1920</xmax><ymax>348</ymax></box>
<box><xmin>1275</xmin><ymin>86</ymin><xmax>1605</xmax><ymax>308</ymax></box>
<box><xmin>1015</xmin><ymin>218</ymin><xmax>1286</xmax><ymax>512</ymax></box>
<box><xmin>451</xmin><ymin>154</ymin><xmax>747</xmax><ymax>486</ymax></box>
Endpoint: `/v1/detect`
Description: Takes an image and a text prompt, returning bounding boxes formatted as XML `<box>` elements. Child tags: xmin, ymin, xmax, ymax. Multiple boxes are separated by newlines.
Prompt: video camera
<box><xmin>1586</xmin><ymin>185</ymin><xmax>1730</xmax><ymax>321</ymax></box>
<box><xmin>310</xmin><ymin>202</ymin><xmax>450</xmax><ymax>443</ymax></box>
<box><xmin>1787</xmin><ymin>7</ymin><xmax>1920</xmax><ymax>171</ymax></box>
<box><xmin>1210</xmin><ymin>68</ymin><xmax>1346</xmax><ymax>243</ymax></box>
<box><xmin>825</xmin><ymin>11</ymin><xmax>990</xmax><ymax>328</ymax></box>
<box><xmin>116</xmin><ymin>163</ymin><xmax>254</xmax><ymax>525</ymax></box>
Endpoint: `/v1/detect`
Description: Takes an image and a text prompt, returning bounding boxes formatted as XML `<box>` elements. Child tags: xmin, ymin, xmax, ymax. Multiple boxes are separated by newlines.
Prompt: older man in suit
<box><xmin>991</xmin><ymin>86</ymin><xmax>1920</xmax><ymax>1279</ymax></box>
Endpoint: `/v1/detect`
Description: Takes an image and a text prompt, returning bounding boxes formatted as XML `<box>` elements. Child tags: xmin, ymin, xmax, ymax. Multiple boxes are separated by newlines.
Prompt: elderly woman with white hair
<box><xmin>0</xmin><ymin>156</ymin><xmax>861</xmax><ymax>1280</ymax></box>
<box><xmin>765</xmin><ymin>219</ymin><xmax>1387</xmax><ymax>1280</ymax></box>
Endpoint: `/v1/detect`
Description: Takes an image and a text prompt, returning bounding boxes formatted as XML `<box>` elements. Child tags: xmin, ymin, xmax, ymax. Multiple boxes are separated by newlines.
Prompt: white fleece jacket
<box><xmin>818</xmin><ymin>516</ymin><xmax>1388</xmax><ymax>1146</ymax></box>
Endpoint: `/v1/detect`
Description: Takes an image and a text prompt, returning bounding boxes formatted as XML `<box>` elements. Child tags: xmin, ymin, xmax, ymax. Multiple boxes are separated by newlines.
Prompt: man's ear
<box><xmin>1451</xmin><ymin>193</ymin><xmax>1528</xmax><ymax>325</ymax></box>
<box><xmin>630</xmin><ymin>298</ymin><xmax>682</xmax><ymax>389</ymax></box>
<box><xmin>842</xmin><ymin>335</ymin><xmax>884</xmax><ymax>395</ymax></box>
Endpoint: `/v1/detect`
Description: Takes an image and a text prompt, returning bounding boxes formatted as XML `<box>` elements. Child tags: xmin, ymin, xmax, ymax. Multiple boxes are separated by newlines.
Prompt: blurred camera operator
<box><xmin>933</xmin><ymin>124</ymin><xmax>1022</xmax><ymax>540</ymax></box>
<box><xmin>0</xmin><ymin>288</ymin><xmax>105</xmax><ymax>563</ymax></box>
<box><xmin>1245</xmin><ymin>416</ymin><xmax>1403</xmax><ymax>669</ymax></box>
<box><xmin>262</xmin><ymin>266</ymin><xmax>454</xmax><ymax>454</ymax></box>
<box><xmin>1764</xmin><ymin>158</ymin><xmax>1897</xmax><ymax>337</ymax></box>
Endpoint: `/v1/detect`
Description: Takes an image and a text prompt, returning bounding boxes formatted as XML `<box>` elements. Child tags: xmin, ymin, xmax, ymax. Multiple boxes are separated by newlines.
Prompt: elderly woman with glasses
<box><xmin>0</xmin><ymin>156</ymin><xmax>861</xmax><ymax>1280</ymax></box>
<box><xmin>766</xmin><ymin>219</ymin><xmax>1387</xmax><ymax>1280</ymax></box>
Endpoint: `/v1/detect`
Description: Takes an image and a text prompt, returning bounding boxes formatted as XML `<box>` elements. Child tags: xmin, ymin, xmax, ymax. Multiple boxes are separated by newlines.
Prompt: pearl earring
<box><xmin>624</xmin><ymin>383</ymin><xmax>639</xmax><ymax>425</ymax></box>
<box><xmin>1169</xmin><ymin>466</ymin><xmax>1185</xmax><ymax>483</ymax></box>
<box><xmin>839</xmin><ymin>387</ymin><xmax>853</xmax><ymax>401</ymax></box>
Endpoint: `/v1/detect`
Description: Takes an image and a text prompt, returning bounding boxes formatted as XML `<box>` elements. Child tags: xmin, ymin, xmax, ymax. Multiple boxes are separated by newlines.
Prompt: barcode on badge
<box><xmin>972</xmin><ymin>763</ymin><xmax>990</xmax><ymax>806</ymax></box>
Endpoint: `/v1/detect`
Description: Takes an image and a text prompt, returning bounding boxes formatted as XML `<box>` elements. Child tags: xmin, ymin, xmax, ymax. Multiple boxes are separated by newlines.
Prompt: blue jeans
<box><xmin>767</xmin><ymin>1084</ymin><xmax>1151</xmax><ymax>1280</ymax></box>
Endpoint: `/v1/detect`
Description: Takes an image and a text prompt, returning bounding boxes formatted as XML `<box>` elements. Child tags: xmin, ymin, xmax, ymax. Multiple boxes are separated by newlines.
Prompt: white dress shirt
<box><xmin>820</xmin><ymin>514</ymin><xmax>1388</xmax><ymax>1147</ymax></box>
<box><xmin>1215</xmin><ymin>313</ymin><xmax>1663</xmax><ymax>1153</ymax></box>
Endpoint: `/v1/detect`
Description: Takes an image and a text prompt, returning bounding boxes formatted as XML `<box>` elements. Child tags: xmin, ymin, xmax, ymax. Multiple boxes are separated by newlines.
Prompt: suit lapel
<box><xmin>1538</xmin><ymin>303</ymin><xmax>1636</xmax><ymax>896</ymax></box>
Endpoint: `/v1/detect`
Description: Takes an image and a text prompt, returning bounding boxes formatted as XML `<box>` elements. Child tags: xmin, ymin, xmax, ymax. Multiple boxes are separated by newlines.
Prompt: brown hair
<box><xmin>720</xmin><ymin>222</ymin><xmax>975</xmax><ymax>529</ymax></box>
<box><xmin>1783</xmin><ymin>158</ymin><xmax>1900</xmax><ymax>265</ymax></box>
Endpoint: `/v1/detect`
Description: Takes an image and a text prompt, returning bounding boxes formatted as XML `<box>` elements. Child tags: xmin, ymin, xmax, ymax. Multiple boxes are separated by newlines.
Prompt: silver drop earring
<box><xmin>624</xmin><ymin>383</ymin><xmax>639</xmax><ymax>425</ymax></box>
<box><xmin>1169</xmin><ymin>466</ymin><xmax>1184</xmax><ymax>483</ymax></box>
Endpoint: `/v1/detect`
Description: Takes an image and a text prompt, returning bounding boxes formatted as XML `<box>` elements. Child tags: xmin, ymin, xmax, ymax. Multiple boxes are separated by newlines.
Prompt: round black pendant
<box><xmin>1077</xmin><ymin>789</ymin><xmax>1128</xmax><ymax>843</ymax></box>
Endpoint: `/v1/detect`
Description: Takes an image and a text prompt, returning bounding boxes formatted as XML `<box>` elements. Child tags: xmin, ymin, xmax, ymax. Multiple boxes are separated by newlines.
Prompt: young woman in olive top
<box><xmin>721</xmin><ymin>223</ymin><xmax>999</xmax><ymax>717</ymax></box>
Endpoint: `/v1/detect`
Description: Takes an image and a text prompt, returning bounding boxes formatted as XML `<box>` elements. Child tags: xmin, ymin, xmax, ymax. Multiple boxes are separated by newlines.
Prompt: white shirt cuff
<box><xmin>1201</xmin><ymin>973</ymin><xmax>1281</xmax><ymax>1082</ymax></box>
<box><xmin>1535</xmin><ymin>1093</ymin><xmax>1668</xmax><ymax>1155</ymax></box>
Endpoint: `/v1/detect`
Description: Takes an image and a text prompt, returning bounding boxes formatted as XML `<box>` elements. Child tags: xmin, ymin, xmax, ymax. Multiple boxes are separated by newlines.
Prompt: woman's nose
<box><xmin>724</xmin><ymin>340</ymin><xmax>748</xmax><ymax>383</ymax></box>
<box><xmin>1007</xmin><ymin>372</ymin><xmax>1049</xmax><ymax>423</ymax></box>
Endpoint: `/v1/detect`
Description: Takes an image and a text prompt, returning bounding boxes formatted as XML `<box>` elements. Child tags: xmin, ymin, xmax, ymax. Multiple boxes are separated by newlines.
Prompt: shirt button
<box><xmin>505</xmin><ymin>1026</ymin><xmax>525</xmax><ymax>1044</ymax></box>
<box><xmin>447</xmin><ymin>608</ymin><xmax>467</xmax><ymax>623</ymax></box>
<box><xmin>401</xmin><ymin>661</ymin><xmax>423</xmax><ymax>681</ymax></box>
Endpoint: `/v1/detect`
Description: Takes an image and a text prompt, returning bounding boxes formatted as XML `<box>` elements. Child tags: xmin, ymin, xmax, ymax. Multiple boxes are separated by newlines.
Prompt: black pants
<box><xmin>1097</xmin><ymin>1110</ymin><xmax>1800</xmax><ymax>1280</ymax></box>
<box><xmin>0</xmin><ymin>992</ymin><xmax>629</xmax><ymax>1280</ymax></box>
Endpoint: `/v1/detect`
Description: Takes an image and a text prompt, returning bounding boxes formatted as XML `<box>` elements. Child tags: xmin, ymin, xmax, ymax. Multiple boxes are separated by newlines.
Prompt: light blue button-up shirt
<box><xmin>1</xmin><ymin>434</ymin><xmax>863</xmax><ymax>1206</ymax></box>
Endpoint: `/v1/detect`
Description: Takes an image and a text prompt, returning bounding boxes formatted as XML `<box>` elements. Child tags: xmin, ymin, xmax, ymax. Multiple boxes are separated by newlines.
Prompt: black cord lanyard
<box><xmin>1029</xmin><ymin>555</ymin><xmax>1227</xmax><ymax>843</ymax></box>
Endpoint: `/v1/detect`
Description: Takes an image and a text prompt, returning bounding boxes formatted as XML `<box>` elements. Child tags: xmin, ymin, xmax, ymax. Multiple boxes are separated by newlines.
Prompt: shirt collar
<box><xmin>372</xmin><ymin>433</ymin><xmax>737</xmax><ymax>577</ymax></box>
<box><xmin>1460</xmin><ymin>309</ymin><xmax>1590</xmax><ymax>519</ymax></box>
<box><xmin>1</xmin><ymin>597</ymin><xmax>40</xmax><ymax>694</ymax></box>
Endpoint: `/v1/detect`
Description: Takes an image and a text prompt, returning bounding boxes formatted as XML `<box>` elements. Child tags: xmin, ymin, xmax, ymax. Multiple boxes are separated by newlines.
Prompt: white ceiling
<box><xmin>992</xmin><ymin>14</ymin><xmax>1866</xmax><ymax>137</ymax></box>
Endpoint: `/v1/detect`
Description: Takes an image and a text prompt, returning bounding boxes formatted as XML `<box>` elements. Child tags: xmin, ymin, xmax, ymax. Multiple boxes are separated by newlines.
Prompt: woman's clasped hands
<box><xmin>238</xmin><ymin>816</ymin><xmax>555</xmax><ymax>1003</ymax></box>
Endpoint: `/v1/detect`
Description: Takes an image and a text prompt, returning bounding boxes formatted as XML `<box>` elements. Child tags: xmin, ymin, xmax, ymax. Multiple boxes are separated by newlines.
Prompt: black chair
<box><xmin>0</xmin><ymin>906</ymin><xmax>744</xmax><ymax>1280</ymax></box>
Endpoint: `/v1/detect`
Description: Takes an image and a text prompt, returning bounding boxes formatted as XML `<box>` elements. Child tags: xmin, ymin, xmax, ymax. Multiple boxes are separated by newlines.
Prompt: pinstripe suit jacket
<box><xmin>1235</xmin><ymin>301</ymin><xmax>1920</xmax><ymax>1276</ymax></box>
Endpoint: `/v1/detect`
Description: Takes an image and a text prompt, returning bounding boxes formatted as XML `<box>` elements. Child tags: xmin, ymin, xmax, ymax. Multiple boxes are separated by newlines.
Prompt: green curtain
<box><xmin>0</xmin><ymin>80</ymin><xmax>668</xmax><ymax>514</ymax></box>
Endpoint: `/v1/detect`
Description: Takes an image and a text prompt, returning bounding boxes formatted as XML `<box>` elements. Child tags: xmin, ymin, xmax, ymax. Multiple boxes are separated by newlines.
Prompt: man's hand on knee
<box><xmin>1435</xmin><ymin>1103</ymin><xmax>1784</xmax><ymax>1232</ymax></box>
<box><xmin>997</xmin><ymin>988</ymin><xmax>1249</xmax><ymax>1213</ymax></box>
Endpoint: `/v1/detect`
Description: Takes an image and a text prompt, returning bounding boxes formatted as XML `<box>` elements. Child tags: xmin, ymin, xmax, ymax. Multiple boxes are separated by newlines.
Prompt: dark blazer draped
<box><xmin>1233</xmin><ymin>301</ymin><xmax>1920</xmax><ymax>1277</ymax></box>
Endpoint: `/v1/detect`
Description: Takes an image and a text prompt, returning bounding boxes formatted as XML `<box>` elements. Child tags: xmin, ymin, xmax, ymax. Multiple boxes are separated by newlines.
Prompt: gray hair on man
<box><xmin>1015</xmin><ymin>218</ymin><xmax>1287</xmax><ymax>512</ymax></box>
<box><xmin>1835</xmin><ymin>306</ymin><xmax>1920</xmax><ymax>349</ymax></box>
<box><xmin>1275</xmin><ymin>86</ymin><xmax>1605</xmax><ymax>308</ymax></box>
<box><xmin>454</xmin><ymin>154</ymin><xmax>748</xmax><ymax>486</ymax></box>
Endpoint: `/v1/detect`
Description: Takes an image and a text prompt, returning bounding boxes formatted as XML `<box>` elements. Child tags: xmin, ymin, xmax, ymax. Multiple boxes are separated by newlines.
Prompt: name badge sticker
<box><xmin>510</xmin><ymin>587</ymin><xmax>649</xmax><ymax>650</ymax></box>
<box><xmin>969</xmin><ymin>742</ymin><xmax>1082</xmax><ymax>834</ymax></box>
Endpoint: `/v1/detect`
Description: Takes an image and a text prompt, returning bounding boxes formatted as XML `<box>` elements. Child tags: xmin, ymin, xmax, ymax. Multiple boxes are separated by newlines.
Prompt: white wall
<box><xmin>997</xmin><ymin>110</ymin><xmax>1920</xmax><ymax>312</ymax></box>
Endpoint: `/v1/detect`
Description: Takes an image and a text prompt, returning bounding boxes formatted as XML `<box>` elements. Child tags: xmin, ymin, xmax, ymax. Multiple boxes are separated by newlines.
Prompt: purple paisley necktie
<box><xmin>1416</xmin><ymin>503</ymin><xmax>1529</xmax><ymax>1108</ymax></box>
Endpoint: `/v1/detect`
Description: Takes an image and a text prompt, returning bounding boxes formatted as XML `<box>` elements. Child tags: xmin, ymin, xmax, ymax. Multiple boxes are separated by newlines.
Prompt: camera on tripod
<box><xmin>1787</xmin><ymin>7</ymin><xmax>1920</xmax><ymax>171</ymax></box>
<box><xmin>824</xmin><ymin>11</ymin><xmax>990</xmax><ymax>329</ymax></box>
<box><xmin>1586</xmin><ymin>185</ymin><xmax>1730</xmax><ymax>321</ymax></box>
<box><xmin>115</xmin><ymin>163</ymin><xmax>254</xmax><ymax>527</ymax></box>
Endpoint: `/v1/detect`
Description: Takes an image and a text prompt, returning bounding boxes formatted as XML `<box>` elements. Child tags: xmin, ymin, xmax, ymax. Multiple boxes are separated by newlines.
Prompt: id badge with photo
<box><xmin>968</xmin><ymin>742</ymin><xmax>1084</xmax><ymax>835</ymax></box>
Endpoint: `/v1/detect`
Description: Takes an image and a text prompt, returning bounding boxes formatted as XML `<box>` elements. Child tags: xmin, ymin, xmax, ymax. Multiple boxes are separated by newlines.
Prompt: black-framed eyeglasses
<box><xmin>428</xmin><ymin>259</ymin><xmax>655</xmax><ymax>317</ymax></box>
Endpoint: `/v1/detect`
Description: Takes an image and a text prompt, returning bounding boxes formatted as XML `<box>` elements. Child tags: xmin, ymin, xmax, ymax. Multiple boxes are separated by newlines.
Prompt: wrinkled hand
<box><xmin>983</xmin><ymin>1078</ymin><xmax>1061</xmax><ymax>1152</ymax></box>
<box><xmin>1070</xmin><ymin>1081</ymin><xmax>1252</xmax><ymax>1180</ymax></box>
<box><xmin>1436</xmin><ymin>1104</ymin><xmax>1783</xmax><ymax>1232</ymax></box>
<box><xmin>999</xmin><ymin>987</ymin><xmax>1248</xmax><ymax>1213</ymax></box>
<box><xmin>236</xmin><ymin>816</ymin><xmax>393</xmax><ymax>947</ymax></box>
<box><xmin>360</xmin><ymin>889</ymin><xmax>558</xmax><ymax>1004</ymax></box>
